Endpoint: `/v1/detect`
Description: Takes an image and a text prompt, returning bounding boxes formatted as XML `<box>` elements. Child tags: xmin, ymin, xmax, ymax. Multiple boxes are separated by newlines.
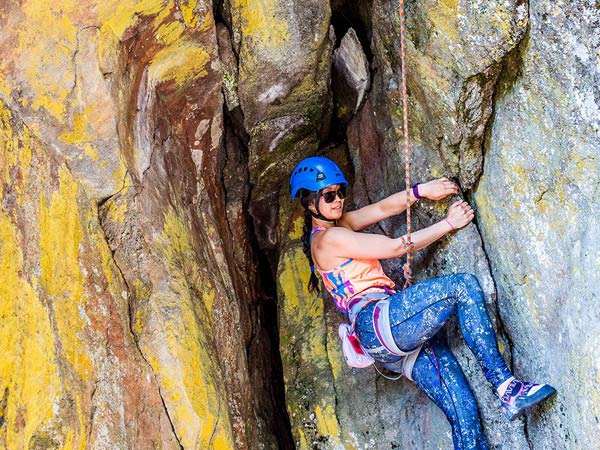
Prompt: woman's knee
<box><xmin>455</xmin><ymin>273</ymin><xmax>483</xmax><ymax>298</ymax></box>
<box><xmin>457</xmin><ymin>273</ymin><xmax>480</xmax><ymax>288</ymax></box>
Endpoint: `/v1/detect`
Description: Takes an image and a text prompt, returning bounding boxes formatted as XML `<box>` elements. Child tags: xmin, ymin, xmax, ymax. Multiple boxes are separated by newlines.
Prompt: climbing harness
<box><xmin>399</xmin><ymin>0</ymin><xmax>414</xmax><ymax>289</ymax></box>
<box><xmin>339</xmin><ymin>290</ymin><xmax>422</xmax><ymax>380</ymax></box>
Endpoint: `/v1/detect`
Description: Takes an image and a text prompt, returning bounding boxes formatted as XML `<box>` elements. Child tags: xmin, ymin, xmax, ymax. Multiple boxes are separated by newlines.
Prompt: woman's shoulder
<box><xmin>312</xmin><ymin>225</ymin><xmax>355</xmax><ymax>249</ymax></box>
<box><xmin>311</xmin><ymin>226</ymin><xmax>356</xmax><ymax>271</ymax></box>
<box><xmin>317</xmin><ymin>224</ymin><xmax>354</xmax><ymax>238</ymax></box>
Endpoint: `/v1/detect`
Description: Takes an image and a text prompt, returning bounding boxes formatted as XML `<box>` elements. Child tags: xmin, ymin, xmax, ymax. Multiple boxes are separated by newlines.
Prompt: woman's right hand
<box><xmin>445</xmin><ymin>200</ymin><xmax>474</xmax><ymax>230</ymax></box>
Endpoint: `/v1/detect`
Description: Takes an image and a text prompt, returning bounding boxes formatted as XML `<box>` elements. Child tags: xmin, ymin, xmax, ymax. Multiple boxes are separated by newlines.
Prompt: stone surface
<box><xmin>356</xmin><ymin>2</ymin><xmax>535</xmax><ymax>446</ymax></box>
<box><xmin>0</xmin><ymin>0</ymin><xmax>130</xmax><ymax>200</ymax></box>
<box><xmin>332</xmin><ymin>28</ymin><xmax>370</xmax><ymax>124</ymax></box>
<box><xmin>369</xmin><ymin>0</ymin><xmax>527</xmax><ymax>190</ymax></box>
<box><xmin>0</xmin><ymin>100</ymin><xmax>178</xmax><ymax>449</ymax></box>
<box><xmin>474</xmin><ymin>1</ymin><xmax>600</xmax><ymax>449</ymax></box>
<box><xmin>221</xmin><ymin>0</ymin><xmax>333</xmax><ymax>250</ymax></box>
<box><xmin>2</xmin><ymin>0</ymin><xmax>598</xmax><ymax>448</ymax></box>
<box><xmin>1</xmin><ymin>1</ymin><xmax>281</xmax><ymax>448</ymax></box>
<box><xmin>279</xmin><ymin>0</ymin><xmax>549</xmax><ymax>449</ymax></box>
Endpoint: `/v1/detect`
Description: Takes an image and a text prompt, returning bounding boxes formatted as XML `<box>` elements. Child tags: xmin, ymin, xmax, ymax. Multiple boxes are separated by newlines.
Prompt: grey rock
<box><xmin>474</xmin><ymin>1</ymin><xmax>600</xmax><ymax>449</ymax></box>
<box><xmin>333</xmin><ymin>28</ymin><xmax>370</xmax><ymax>119</ymax></box>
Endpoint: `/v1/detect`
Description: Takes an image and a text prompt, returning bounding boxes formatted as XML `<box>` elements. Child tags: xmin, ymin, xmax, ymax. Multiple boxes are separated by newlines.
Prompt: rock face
<box><xmin>1</xmin><ymin>102</ymin><xmax>179</xmax><ymax>449</ymax></box>
<box><xmin>279</xmin><ymin>1</ymin><xmax>598</xmax><ymax>449</ymax></box>
<box><xmin>221</xmin><ymin>0</ymin><xmax>333</xmax><ymax>250</ymax></box>
<box><xmin>1</xmin><ymin>0</ymin><xmax>599</xmax><ymax>449</ymax></box>
<box><xmin>474</xmin><ymin>2</ymin><xmax>600</xmax><ymax>449</ymax></box>
<box><xmin>1</xmin><ymin>1</ymin><xmax>282</xmax><ymax>448</ymax></box>
<box><xmin>332</xmin><ymin>28</ymin><xmax>370</xmax><ymax>124</ymax></box>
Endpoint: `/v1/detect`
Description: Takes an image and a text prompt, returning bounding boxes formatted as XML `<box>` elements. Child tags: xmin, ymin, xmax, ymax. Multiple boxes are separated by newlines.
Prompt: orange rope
<box><xmin>399</xmin><ymin>1</ymin><xmax>414</xmax><ymax>289</ymax></box>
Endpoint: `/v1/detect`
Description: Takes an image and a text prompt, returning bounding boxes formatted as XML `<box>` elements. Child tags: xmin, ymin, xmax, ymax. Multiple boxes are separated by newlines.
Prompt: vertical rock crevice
<box><xmin>95</xmin><ymin>203</ymin><xmax>183</xmax><ymax>448</ymax></box>
<box><xmin>219</xmin><ymin>103</ymin><xmax>296</xmax><ymax>450</ymax></box>
<box><xmin>468</xmin><ymin>5</ymin><xmax>532</xmax><ymax>366</ymax></box>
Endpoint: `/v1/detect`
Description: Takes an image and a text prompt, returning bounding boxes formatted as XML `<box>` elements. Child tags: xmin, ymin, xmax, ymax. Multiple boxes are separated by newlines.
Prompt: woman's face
<box><xmin>316</xmin><ymin>184</ymin><xmax>345</xmax><ymax>220</ymax></box>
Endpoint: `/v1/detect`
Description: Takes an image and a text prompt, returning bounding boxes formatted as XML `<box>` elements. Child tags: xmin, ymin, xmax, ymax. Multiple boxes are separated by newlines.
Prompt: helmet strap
<box><xmin>309</xmin><ymin>209</ymin><xmax>335</xmax><ymax>222</ymax></box>
<box><xmin>310</xmin><ymin>191</ymin><xmax>336</xmax><ymax>223</ymax></box>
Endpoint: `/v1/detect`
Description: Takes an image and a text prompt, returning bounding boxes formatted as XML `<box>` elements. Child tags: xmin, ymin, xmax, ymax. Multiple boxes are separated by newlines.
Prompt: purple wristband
<box><xmin>412</xmin><ymin>183</ymin><xmax>422</xmax><ymax>199</ymax></box>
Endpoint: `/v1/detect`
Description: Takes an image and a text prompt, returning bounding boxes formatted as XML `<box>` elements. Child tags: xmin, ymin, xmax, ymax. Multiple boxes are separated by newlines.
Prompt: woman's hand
<box><xmin>445</xmin><ymin>200</ymin><xmax>474</xmax><ymax>230</ymax></box>
<box><xmin>418</xmin><ymin>178</ymin><xmax>459</xmax><ymax>201</ymax></box>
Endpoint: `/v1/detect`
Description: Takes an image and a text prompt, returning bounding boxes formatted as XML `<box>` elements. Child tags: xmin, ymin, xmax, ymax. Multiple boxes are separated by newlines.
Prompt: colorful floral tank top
<box><xmin>311</xmin><ymin>227</ymin><xmax>395</xmax><ymax>313</ymax></box>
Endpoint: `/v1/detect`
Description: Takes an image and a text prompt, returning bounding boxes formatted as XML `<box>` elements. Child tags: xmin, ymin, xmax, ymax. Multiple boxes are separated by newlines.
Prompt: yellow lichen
<box><xmin>199</xmin><ymin>13</ymin><xmax>214</xmax><ymax>33</ymax></box>
<box><xmin>130</xmin><ymin>208</ymin><xmax>235</xmax><ymax>448</ymax></box>
<box><xmin>289</xmin><ymin>216</ymin><xmax>304</xmax><ymax>240</ymax></box>
<box><xmin>148</xmin><ymin>43</ymin><xmax>211</xmax><ymax>86</ymax></box>
<box><xmin>14</xmin><ymin>0</ymin><xmax>82</xmax><ymax>120</ymax></box>
<box><xmin>162</xmin><ymin>209</ymin><xmax>195</xmax><ymax>262</ymax></box>
<box><xmin>106</xmin><ymin>200</ymin><xmax>128</xmax><ymax>225</ymax></box>
<box><xmin>490</xmin><ymin>7</ymin><xmax>515</xmax><ymax>39</ymax></box>
<box><xmin>155</xmin><ymin>21</ymin><xmax>187</xmax><ymax>45</ymax></box>
<box><xmin>428</xmin><ymin>0</ymin><xmax>459</xmax><ymax>44</ymax></box>
<box><xmin>111</xmin><ymin>156</ymin><xmax>129</xmax><ymax>191</ymax></box>
<box><xmin>0</xmin><ymin>216</ymin><xmax>61</xmax><ymax>449</ymax></box>
<box><xmin>279</xmin><ymin>247</ymin><xmax>324</xmax><ymax>324</ymax></box>
<box><xmin>279</xmin><ymin>244</ymin><xmax>343</xmax><ymax>446</ymax></box>
<box><xmin>58</xmin><ymin>104</ymin><xmax>113</xmax><ymax>164</ymax></box>
<box><xmin>99</xmin><ymin>0</ymin><xmax>168</xmax><ymax>39</ymax></box>
<box><xmin>233</xmin><ymin>0</ymin><xmax>290</xmax><ymax>48</ymax></box>
<box><xmin>39</xmin><ymin>166</ymin><xmax>93</xmax><ymax>382</ymax></box>
<box><xmin>142</xmin><ymin>293</ymin><xmax>233</xmax><ymax>449</ymax></box>
<box><xmin>63</xmin><ymin>430</ymin><xmax>76</xmax><ymax>450</ymax></box>
<box><xmin>314</xmin><ymin>404</ymin><xmax>343</xmax><ymax>445</ymax></box>
<box><xmin>15</xmin><ymin>131</ymin><xmax>34</xmax><ymax>200</ymax></box>
<box><xmin>178</xmin><ymin>0</ymin><xmax>200</xmax><ymax>28</ymax></box>
<box><xmin>326</xmin><ymin>333</ymin><xmax>344</xmax><ymax>381</ymax></box>
<box><xmin>59</xmin><ymin>110</ymin><xmax>94</xmax><ymax>146</ymax></box>
<box><xmin>0</xmin><ymin>75</ymin><xmax>11</xmax><ymax>99</ymax></box>
<box><xmin>298</xmin><ymin>431</ymin><xmax>309</xmax><ymax>448</ymax></box>
<box><xmin>0</xmin><ymin>104</ymin><xmax>14</xmax><ymax>199</ymax></box>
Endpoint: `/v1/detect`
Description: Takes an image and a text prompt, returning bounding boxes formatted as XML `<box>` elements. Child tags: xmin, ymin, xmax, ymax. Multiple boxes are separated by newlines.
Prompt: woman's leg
<box><xmin>387</xmin><ymin>273</ymin><xmax>511</xmax><ymax>388</ymax></box>
<box><xmin>387</xmin><ymin>273</ymin><xmax>556</xmax><ymax>420</ymax></box>
<box><xmin>411</xmin><ymin>335</ymin><xmax>489</xmax><ymax>450</ymax></box>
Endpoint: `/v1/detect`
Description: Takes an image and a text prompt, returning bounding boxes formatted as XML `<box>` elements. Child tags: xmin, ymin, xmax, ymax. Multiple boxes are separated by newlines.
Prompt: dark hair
<box><xmin>299</xmin><ymin>189</ymin><xmax>320</xmax><ymax>293</ymax></box>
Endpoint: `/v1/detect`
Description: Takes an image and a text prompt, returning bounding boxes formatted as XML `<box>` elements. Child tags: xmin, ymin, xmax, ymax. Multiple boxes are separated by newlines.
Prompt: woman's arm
<box><xmin>339</xmin><ymin>178</ymin><xmax>458</xmax><ymax>231</ymax></box>
<box><xmin>317</xmin><ymin>200</ymin><xmax>473</xmax><ymax>261</ymax></box>
<box><xmin>338</xmin><ymin>190</ymin><xmax>418</xmax><ymax>231</ymax></box>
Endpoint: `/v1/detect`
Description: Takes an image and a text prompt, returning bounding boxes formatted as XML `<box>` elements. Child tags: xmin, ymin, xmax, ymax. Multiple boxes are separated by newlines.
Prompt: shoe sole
<box><xmin>504</xmin><ymin>385</ymin><xmax>557</xmax><ymax>421</ymax></box>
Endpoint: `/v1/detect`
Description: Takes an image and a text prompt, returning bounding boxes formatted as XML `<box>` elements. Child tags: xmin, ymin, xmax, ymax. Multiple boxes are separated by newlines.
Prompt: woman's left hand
<box><xmin>418</xmin><ymin>178</ymin><xmax>459</xmax><ymax>201</ymax></box>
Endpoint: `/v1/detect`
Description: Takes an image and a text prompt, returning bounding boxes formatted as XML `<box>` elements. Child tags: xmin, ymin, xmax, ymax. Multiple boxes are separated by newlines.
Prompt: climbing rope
<box><xmin>399</xmin><ymin>0</ymin><xmax>414</xmax><ymax>289</ymax></box>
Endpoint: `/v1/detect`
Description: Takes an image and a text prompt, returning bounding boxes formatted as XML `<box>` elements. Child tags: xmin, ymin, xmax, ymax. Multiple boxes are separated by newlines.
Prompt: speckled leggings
<box><xmin>413</xmin><ymin>335</ymin><xmax>490</xmax><ymax>450</ymax></box>
<box><xmin>356</xmin><ymin>273</ymin><xmax>512</xmax><ymax>450</ymax></box>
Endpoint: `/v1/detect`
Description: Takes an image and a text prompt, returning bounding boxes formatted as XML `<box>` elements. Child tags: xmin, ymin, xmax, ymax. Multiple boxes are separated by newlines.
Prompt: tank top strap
<box><xmin>310</xmin><ymin>226</ymin><xmax>327</xmax><ymax>243</ymax></box>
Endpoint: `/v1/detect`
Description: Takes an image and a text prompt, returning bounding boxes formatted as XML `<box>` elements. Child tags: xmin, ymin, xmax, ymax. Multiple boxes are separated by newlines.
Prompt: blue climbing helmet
<box><xmin>290</xmin><ymin>156</ymin><xmax>348</xmax><ymax>199</ymax></box>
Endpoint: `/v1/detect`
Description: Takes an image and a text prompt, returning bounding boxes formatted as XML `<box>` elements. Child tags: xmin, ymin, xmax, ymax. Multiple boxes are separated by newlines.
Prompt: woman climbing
<box><xmin>290</xmin><ymin>156</ymin><xmax>556</xmax><ymax>450</ymax></box>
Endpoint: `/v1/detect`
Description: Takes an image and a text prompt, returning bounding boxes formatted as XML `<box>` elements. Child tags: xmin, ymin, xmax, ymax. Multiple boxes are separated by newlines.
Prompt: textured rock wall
<box><xmin>1</xmin><ymin>0</ymin><xmax>598</xmax><ymax>449</ymax></box>
<box><xmin>0</xmin><ymin>0</ymin><xmax>283</xmax><ymax>448</ymax></box>
<box><xmin>0</xmin><ymin>101</ymin><xmax>178</xmax><ymax>449</ymax></box>
<box><xmin>474</xmin><ymin>1</ymin><xmax>600</xmax><ymax>449</ymax></box>
<box><xmin>279</xmin><ymin>1</ymin><xmax>599</xmax><ymax>449</ymax></box>
<box><xmin>221</xmin><ymin>0</ymin><xmax>333</xmax><ymax>250</ymax></box>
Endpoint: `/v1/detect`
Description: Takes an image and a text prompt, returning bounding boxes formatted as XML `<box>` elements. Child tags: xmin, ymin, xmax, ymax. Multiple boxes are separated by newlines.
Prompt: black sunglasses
<box><xmin>320</xmin><ymin>185</ymin><xmax>346</xmax><ymax>203</ymax></box>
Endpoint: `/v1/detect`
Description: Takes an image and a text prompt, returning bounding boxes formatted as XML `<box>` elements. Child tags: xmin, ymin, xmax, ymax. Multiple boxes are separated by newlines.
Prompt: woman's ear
<box><xmin>308</xmin><ymin>200</ymin><xmax>317</xmax><ymax>215</ymax></box>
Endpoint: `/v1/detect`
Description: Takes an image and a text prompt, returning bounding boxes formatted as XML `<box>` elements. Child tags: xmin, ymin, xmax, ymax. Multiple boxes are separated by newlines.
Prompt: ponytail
<box><xmin>299</xmin><ymin>189</ymin><xmax>320</xmax><ymax>293</ymax></box>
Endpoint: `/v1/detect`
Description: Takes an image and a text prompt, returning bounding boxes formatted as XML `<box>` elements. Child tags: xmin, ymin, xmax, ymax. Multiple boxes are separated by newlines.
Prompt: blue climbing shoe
<box><xmin>498</xmin><ymin>379</ymin><xmax>556</xmax><ymax>421</ymax></box>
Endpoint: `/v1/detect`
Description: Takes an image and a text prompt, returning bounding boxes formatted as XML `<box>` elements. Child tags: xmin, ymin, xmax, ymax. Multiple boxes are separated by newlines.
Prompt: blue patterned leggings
<box><xmin>355</xmin><ymin>273</ymin><xmax>512</xmax><ymax>450</ymax></box>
